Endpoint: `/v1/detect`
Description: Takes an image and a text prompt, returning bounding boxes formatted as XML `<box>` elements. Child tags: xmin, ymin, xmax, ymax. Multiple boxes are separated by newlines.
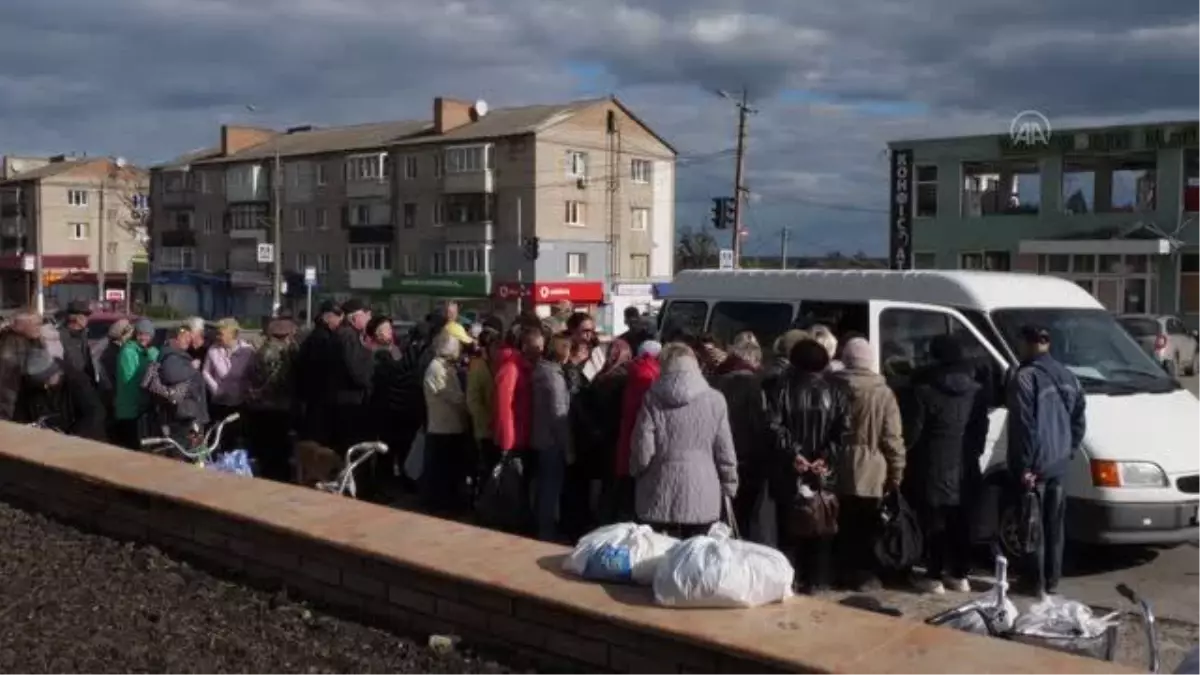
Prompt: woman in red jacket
<box><xmin>611</xmin><ymin>340</ymin><xmax>663</xmax><ymax>521</ymax></box>
<box><xmin>492</xmin><ymin>325</ymin><xmax>543</xmax><ymax>455</ymax></box>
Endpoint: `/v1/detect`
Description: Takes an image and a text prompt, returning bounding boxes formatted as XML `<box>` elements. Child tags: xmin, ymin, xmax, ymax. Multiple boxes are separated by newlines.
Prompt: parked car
<box><xmin>1118</xmin><ymin>314</ymin><xmax>1199</xmax><ymax>377</ymax></box>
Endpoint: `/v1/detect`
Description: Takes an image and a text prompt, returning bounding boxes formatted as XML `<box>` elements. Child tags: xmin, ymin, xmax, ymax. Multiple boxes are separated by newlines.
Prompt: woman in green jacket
<box><xmin>113</xmin><ymin>319</ymin><xmax>159</xmax><ymax>449</ymax></box>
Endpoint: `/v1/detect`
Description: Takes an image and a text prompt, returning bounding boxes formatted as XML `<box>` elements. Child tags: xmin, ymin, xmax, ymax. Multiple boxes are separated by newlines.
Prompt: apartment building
<box><xmin>149</xmin><ymin>96</ymin><xmax>677</xmax><ymax>325</ymax></box>
<box><xmin>0</xmin><ymin>155</ymin><xmax>149</xmax><ymax>309</ymax></box>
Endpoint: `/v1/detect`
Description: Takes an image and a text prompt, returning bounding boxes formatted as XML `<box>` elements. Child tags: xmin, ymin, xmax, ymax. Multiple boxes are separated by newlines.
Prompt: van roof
<box><xmin>668</xmin><ymin>269</ymin><xmax>1103</xmax><ymax>311</ymax></box>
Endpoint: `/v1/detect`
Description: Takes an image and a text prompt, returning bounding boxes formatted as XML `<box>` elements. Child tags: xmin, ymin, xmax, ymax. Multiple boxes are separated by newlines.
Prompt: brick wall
<box><xmin>0</xmin><ymin>425</ymin><xmax>1125</xmax><ymax>674</ymax></box>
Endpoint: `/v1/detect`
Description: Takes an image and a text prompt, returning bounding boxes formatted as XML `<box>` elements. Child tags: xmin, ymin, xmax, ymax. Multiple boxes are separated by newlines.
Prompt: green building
<box><xmin>888</xmin><ymin>119</ymin><xmax>1199</xmax><ymax>327</ymax></box>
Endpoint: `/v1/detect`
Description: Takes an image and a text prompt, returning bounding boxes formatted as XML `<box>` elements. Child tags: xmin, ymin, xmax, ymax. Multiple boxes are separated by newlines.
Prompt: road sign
<box><xmin>21</xmin><ymin>255</ymin><xmax>34</xmax><ymax>272</ymax></box>
<box><xmin>719</xmin><ymin>249</ymin><xmax>734</xmax><ymax>270</ymax></box>
<box><xmin>303</xmin><ymin>266</ymin><xmax>317</xmax><ymax>286</ymax></box>
<box><xmin>256</xmin><ymin>243</ymin><xmax>275</xmax><ymax>264</ymax></box>
<box><xmin>104</xmin><ymin>289</ymin><xmax>125</xmax><ymax>302</ymax></box>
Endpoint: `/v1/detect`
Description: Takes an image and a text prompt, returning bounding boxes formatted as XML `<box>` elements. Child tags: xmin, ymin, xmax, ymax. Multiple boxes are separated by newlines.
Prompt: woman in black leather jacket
<box><xmin>765</xmin><ymin>339</ymin><xmax>851</xmax><ymax>592</ymax></box>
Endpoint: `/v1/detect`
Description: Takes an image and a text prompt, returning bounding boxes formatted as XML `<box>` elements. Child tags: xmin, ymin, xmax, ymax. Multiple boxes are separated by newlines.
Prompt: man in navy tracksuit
<box><xmin>1006</xmin><ymin>325</ymin><xmax>1086</xmax><ymax>598</ymax></box>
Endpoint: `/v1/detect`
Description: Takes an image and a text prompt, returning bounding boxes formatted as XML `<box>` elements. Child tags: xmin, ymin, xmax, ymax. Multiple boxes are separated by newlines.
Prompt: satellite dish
<box><xmin>473</xmin><ymin>99</ymin><xmax>489</xmax><ymax>118</ymax></box>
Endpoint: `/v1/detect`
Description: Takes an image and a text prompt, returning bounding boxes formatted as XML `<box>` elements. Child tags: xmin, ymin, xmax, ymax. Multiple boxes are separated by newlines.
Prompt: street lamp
<box><xmin>98</xmin><ymin>156</ymin><xmax>128</xmax><ymax>304</ymax></box>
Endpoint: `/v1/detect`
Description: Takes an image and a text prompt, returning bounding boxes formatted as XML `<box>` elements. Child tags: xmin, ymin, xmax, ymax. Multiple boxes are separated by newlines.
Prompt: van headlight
<box><xmin>1091</xmin><ymin>460</ymin><xmax>1169</xmax><ymax>488</ymax></box>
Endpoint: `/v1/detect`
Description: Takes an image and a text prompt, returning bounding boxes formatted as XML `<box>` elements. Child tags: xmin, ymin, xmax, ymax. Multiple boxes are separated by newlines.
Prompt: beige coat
<box><xmin>423</xmin><ymin>357</ymin><xmax>469</xmax><ymax>435</ymax></box>
<box><xmin>833</xmin><ymin>368</ymin><xmax>906</xmax><ymax>498</ymax></box>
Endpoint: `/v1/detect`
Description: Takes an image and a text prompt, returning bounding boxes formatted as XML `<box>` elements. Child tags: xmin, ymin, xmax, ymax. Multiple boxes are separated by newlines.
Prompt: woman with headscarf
<box><xmin>712</xmin><ymin>332</ymin><xmax>772</xmax><ymax>541</ymax></box>
<box><xmin>245</xmin><ymin>315</ymin><xmax>299</xmax><ymax>481</ymax></box>
<box><xmin>364</xmin><ymin>315</ymin><xmax>400</xmax><ymax>359</ymax></box>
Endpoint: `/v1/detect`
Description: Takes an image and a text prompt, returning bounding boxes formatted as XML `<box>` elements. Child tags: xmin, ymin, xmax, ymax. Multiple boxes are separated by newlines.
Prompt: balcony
<box><xmin>348</xmin><ymin>225</ymin><xmax>394</xmax><ymax>245</ymax></box>
<box><xmin>443</xmin><ymin>169</ymin><xmax>493</xmax><ymax>194</ymax></box>
<box><xmin>442</xmin><ymin>193</ymin><xmax>494</xmax><ymax>228</ymax></box>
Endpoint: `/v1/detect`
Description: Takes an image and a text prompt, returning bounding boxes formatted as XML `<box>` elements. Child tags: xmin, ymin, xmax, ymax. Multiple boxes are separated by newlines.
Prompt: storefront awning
<box><xmin>1018</xmin><ymin>238</ymin><xmax>1172</xmax><ymax>256</ymax></box>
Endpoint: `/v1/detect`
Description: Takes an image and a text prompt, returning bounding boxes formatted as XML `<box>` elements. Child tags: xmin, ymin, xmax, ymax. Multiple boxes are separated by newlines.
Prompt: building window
<box><xmin>228</xmin><ymin>204</ymin><xmax>266</xmax><ymax>231</ymax></box>
<box><xmin>159</xmin><ymin>246</ymin><xmax>195</xmax><ymax>270</ymax></box>
<box><xmin>403</xmin><ymin>254</ymin><xmax>416</xmax><ymax>276</ymax></box>
<box><xmin>432</xmin><ymin>199</ymin><xmax>445</xmax><ymax>227</ymax></box>
<box><xmin>631</xmin><ymin>207</ymin><xmax>649</xmax><ymax>231</ymax></box>
<box><xmin>1181</xmin><ymin>252</ymin><xmax>1198</xmax><ymax>315</ymax></box>
<box><xmin>196</xmin><ymin>173</ymin><xmax>209</xmax><ymax>194</ymax></box>
<box><xmin>1063</xmin><ymin>153</ymin><xmax>1157</xmax><ymax>214</ymax></box>
<box><xmin>349</xmin><ymin>204</ymin><xmax>371</xmax><ymax>226</ymax></box>
<box><xmin>316</xmin><ymin>253</ymin><xmax>330</xmax><ymax>273</ymax></box>
<box><xmin>294</xmin><ymin>252</ymin><xmax>307</xmax><ymax>273</ymax></box>
<box><xmin>173</xmin><ymin>211</ymin><xmax>193</xmax><ymax>230</ymax></box>
<box><xmin>315</xmin><ymin>164</ymin><xmax>327</xmax><ymax>186</ymax></box>
<box><xmin>631</xmin><ymin>159</ymin><xmax>652</xmax><ymax>184</ymax></box>
<box><xmin>959</xmin><ymin>250</ymin><xmax>1011</xmax><ymax>271</ymax></box>
<box><xmin>130</xmin><ymin>193</ymin><xmax>149</xmax><ymax>211</ymax></box>
<box><xmin>200</xmin><ymin>253</ymin><xmax>210</xmax><ymax>271</ymax></box>
<box><xmin>565</xmin><ymin>201</ymin><xmax>585</xmax><ymax>227</ymax></box>
<box><xmin>67</xmin><ymin>189</ymin><xmax>88</xmax><ymax>207</ymax></box>
<box><xmin>202</xmin><ymin>214</ymin><xmax>214</xmax><ymax>234</ymax></box>
<box><xmin>292</xmin><ymin>208</ymin><xmax>306</xmax><ymax>231</ymax></box>
<box><xmin>962</xmin><ymin>160</ymin><xmax>1040</xmax><ymax>216</ymax></box>
<box><xmin>915</xmin><ymin>165</ymin><xmax>937</xmax><ymax>217</ymax></box>
<box><xmin>630</xmin><ymin>254</ymin><xmax>650</xmax><ymax>278</ymax></box>
<box><xmin>446</xmin><ymin>245</ymin><xmax>487</xmax><ymax>274</ymax></box>
<box><xmin>433</xmin><ymin>154</ymin><xmax>445</xmax><ymax>178</ymax></box>
<box><xmin>316</xmin><ymin>208</ymin><xmax>328</xmax><ymax>230</ymax></box>
<box><xmin>403</xmin><ymin>202</ymin><xmax>416</xmax><ymax>229</ymax></box>
<box><xmin>567</xmin><ymin>252</ymin><xmax>587</xmax><ymax>277</ymax></box>
<box><xmin>1038</xmin><ymin>253</ymin><xmax>1157</xmax><ymax>314</ymax></box>
<box><xmin>912</xmin><ymin>252</ymin><xmax>938</xmax><ymax>269</ymax></box>
<box><xmin>68</xmin><ymin>222</ymin><xmax>89</xmax><ymax>240</ymax></box>
<box><xmin>431</xmin><ymin>251</ymin><xmax>446</xmax><ymax>275</ymax></box>
<box><xmin>344</xmin><ymin>153</ymin><xmax>387</xmax><ymax>181</ymax></box>
<box><xmin>347</xmin><ymin>245</ymin><xmax>391</xmax><ymax>272</ymax></box>
<box><xmin>403</xmin><ymin>156</ymin><xmax>418</xmax><ymax>180</ymax></box>
<box><xmin>445</xmin><ymin>145</ymin><xmax>490</xmax><ymax>173</ymax></box>
<box><xmin>288</xmin><ymin>163</ymin><xmax>303</xmax><ymax>188</ymax></box>
<box><xmin>566</xmin><ymin>151</ymin><xmax>589</xmax><ymax>178</ymax></box>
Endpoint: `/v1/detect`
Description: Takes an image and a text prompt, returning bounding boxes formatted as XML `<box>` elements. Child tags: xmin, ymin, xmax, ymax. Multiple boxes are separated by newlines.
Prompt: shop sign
<box><xmin>383</xmin><ymin>275</ymin><xmax>489</xmax><ymax>297</ymax></box>
<box><xmin>494</xmin><ymin>281</ymin><xmax>605</xmax><ymax>304</ymax></box>
<box><xmin>612</xmin><ymin>283</ymin><xmax>653</xmax><ymax>296</ymax></box>
<box><xmin>889</xmin><ymin>149</ymin><xmax>913</xmax><ymax>270</ymax></box>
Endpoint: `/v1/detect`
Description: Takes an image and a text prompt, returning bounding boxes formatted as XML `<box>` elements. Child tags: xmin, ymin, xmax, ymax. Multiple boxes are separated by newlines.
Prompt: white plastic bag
<box><xmin>404</xmin><ymin>431</ymin><xmax>425</xmax><ymax>481</ymax></box>
<box><xmin>652</xmin><ymin>523</ymin><xmax>795</xmax><ymax>608</ymax></box>
<box><xmin>1012</xmin><ymin>596</ymin><xmax>1118</xmax><ymax>639</ymax></box>
<box><xmin>562</xmin><ymin>523</ymin><xmax>678</xmax><ymax>585</ymax></box>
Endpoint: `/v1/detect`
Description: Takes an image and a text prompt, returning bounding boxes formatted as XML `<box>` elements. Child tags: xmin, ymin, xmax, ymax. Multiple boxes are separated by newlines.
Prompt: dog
<box><xmin>292</xmin><ymin>440</ymin><xmax>344</xmax><ymax>487</ymax></box>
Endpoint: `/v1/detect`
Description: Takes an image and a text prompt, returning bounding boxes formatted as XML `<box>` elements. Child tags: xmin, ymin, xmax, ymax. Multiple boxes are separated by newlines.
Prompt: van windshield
<box><xmin>991</xmin><ymin>308</ymin><xmax>1178</xmax><ymax>394</ymax></box>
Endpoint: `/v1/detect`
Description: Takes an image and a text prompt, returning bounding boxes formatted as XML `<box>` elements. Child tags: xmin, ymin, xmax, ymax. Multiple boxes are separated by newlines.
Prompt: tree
<box><xmin>675</xmin><ymin>227</ymin><xmax>719</xmax><ymax>271</ymax></box>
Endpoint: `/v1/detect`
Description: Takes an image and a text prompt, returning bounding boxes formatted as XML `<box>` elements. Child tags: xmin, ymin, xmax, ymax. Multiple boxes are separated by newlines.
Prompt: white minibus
<box><xmin>658</xmin><ymin>269</ymin><xmax>1199</xmax><ymax>552</ymax></box>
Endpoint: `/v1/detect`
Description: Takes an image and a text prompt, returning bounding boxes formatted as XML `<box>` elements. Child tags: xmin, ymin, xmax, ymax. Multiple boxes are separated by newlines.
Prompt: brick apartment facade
<box><xmin>0</xmin><ymin>155</ymin><xmax>149</xmax><ymax>310</ymax></box>
<box><xmin>149</xmin><ymin>96</ymin><xmax>677</xmax><ymax>326</ymax></box>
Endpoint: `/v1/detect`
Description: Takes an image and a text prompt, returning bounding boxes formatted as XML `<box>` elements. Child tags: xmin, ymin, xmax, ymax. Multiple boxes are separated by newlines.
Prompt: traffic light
<box><xmin>523</xmin><ymin>236</ymin><xmax>540</xmax><ymax>261</ymax></box>
<box><xmin>724</xmin><ymin>197</ymin><xmax>736</xmax><ymax>227</ymax></box>
<box><xmin>711</xmin><ymin>197</ymin><xmax>729</xmax><ymax>229</ymax></box>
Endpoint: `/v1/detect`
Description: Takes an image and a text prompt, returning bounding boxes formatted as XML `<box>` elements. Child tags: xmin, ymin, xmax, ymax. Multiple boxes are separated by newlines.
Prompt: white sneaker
<box><xmin>942</xmin><ymin>576</ymin><xmax>971</xmax><ymax>593</ymax></box>
<box><xmin>915</xmin><ymin>577</ymin><xmax>945</xmax><ymax>595</ymax></box>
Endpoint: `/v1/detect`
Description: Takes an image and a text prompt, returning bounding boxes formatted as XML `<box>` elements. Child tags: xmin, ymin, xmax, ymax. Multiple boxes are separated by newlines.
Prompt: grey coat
<box><xmin>630</xmin><ymin>357</ymin><xmax>738</xmax><ymax>525</ymax></box>
<box><xmin>158</xmin><ymin>344</ymin><xmax>209</xmax><ymax>425</ymax></box>
<box><xmin>530</xmin><ymin>359</ymin><xmax>571</xmax><ymax>455</ymax></box>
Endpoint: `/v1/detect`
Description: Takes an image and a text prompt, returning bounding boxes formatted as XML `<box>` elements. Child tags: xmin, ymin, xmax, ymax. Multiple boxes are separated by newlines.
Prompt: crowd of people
<box><xmin>0</xmin><ymin>296</ymin><xmax>1085</xmax><ymax>601</ymax></box>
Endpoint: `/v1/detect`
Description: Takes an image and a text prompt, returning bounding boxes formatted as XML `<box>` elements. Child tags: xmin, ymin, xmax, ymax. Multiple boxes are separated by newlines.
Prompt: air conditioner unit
<box><xmin>576</xmin><ymin>177</ymin><xmax>588</xmax><ymax>189</ymax></box>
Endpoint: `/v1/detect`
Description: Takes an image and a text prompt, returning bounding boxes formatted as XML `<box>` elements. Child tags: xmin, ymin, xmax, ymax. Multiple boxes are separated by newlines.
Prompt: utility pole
<box><xmin>718</xmin><ymin>88</ymin><xmax>757</xmax><ymax>269</ymax></box>
<box><xmin>97</xmin><ymin>179</ymin><xmax>106</xmax><ymax>304</ymax></box>
<box><xmin>271</xmin><ymin>149</ymin><xmax>282</xmax><ymax>315</ymax></box>
<box><xmin>780</xmin><ymin>228</ymin><xmax>790</xmax><ymax>269</ymax></box>
<box><xmin>516</xmin><ymin>196</ymin><xmax>524</xmax><ymax>314</ymax></box>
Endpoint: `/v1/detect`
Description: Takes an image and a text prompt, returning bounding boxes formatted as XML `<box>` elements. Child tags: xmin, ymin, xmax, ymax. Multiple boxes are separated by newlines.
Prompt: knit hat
<box><xmin>775</xmin><ymin>329</ymin><xmax>811</xmax><ymax>359</ymax></box>
<box><xmin>638</xmin><ymin>340</ymin><xmax>662</xmax><ymax>357</ymax></box>
<box><xmin>24</xmin><ymin>348</ymin><xmax>62</xmax><ymax>387</ymax></box>
<box><xmin>134</xmin><ymin>318</ymin><xmax>155</xmax><ymax>335</ymax></box>
<box><xmin>107</xmin><ymin>318</ymin><xmax>133</xmax><ymax>340</ymax></box>
<box><xmin>841</xmin><ymin>337</ymin><xmax>876</xmax><ymax>372</ymax></box>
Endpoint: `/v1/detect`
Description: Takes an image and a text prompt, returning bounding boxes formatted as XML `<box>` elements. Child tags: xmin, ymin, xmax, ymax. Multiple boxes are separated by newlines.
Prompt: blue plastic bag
<box><xmin>208</xmin><ymin>449</ymin><xmax>254</xmax><ymax>477</ymax></box>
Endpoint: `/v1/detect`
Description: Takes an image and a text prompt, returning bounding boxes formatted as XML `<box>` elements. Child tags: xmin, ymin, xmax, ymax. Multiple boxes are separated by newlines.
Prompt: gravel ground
<box><xmin>0</xmin><ymin>500</ymin><xmax>515</xmax><ymax>674</ymax></box>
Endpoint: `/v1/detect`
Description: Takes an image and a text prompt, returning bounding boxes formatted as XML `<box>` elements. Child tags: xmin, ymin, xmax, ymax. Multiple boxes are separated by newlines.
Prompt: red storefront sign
<box><xmin>0</xmin><ymin>254</ymin><xmax>89</xmax><ymax>271</ymax></box>
<box><xmin>493</xmin><ymin>281</ymin><xmax>605</xmax><ymax>304</ymax></box>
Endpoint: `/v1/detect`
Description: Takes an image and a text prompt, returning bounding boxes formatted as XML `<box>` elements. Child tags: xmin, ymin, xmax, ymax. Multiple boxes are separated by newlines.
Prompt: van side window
<box><xmin>659</xmin><ymin>301</ymin><xmax>708</xmax><ymax>341</ymax></box>
<box><xmin>796</xmin><ymin>301</ymin><xmax>871</xmax><ymax>342</ymax></box>
<box><xmin>878</xmin><ymin>308</ymin><xmax>997</xmax><ymax>398</ymax></box>
<box><xmin>709</xmin><ymin>301</ymin><xmax>794</xmax><ymax>347</ymax></box>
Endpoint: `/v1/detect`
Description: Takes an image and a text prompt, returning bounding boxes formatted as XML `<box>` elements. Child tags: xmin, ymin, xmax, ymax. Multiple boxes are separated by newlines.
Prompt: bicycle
<box><xmin>140</xmin><ymin>413</ymin><xmax>251</xmax><ymax>476</ymax></box>
<box><xmin>927</xmin><ymin>555</ymin><xmax>1159</xmax><ymax>672</ymax></box>
<box><xmin>313</xmin><ymin>441</ymin><xmax>388</xmax><ymax>499</ymax></box>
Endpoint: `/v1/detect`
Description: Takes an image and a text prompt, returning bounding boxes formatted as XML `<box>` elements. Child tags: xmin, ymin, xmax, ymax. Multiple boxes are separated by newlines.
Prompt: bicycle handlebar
<box><xmin>203</xmin><ymin>412</ymin><xmax>240</xmax><ymax>454</ymax></box>
<box><xmin>140</xmin><ymin>413</ymin><xmax>241</xmax><ymax>463</ymax></box>
<box><xmin>1117</xmin><ymin>583</ymin><xmax>1160</xmax><ymax>674</ymax></box>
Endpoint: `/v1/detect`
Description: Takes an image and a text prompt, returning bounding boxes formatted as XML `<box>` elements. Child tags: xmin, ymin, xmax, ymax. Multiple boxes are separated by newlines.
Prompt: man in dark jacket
<box><xmin>328</xmin><ymin>298</ymin><xmax>376</xmax><ymax>452</ymax></box>
<box><xmin>901</xmin><ymin>334</ymin><xmax>990</xmax><ymax>594</ymax></box>
<box><xmin>22</xmin><ymin>348</ymin><xmax>107</xmax><ymax>441</ymax></box>
<box><xmin>1007</xmin><ymin>325</ymin><xmax>1086</xmax><ymax>599</ymax></box>
<box><xmin>157</xmin><ymin>324</ymin><xmax>209</xmax><ymax>442</ymax></box>
<box><xmin>294</xmin><ymin>300</ymin><xmax>342</xmax><ymax>445</ymax></box>
<box><xmin>0</xmin><ymin>312</ymin><xmax>42</xmax><ymax>421</ymax></box>
<box><xmin>712</xmin><ymin>338</ymin><xmax>772</xmax><ymax>542</ymax></box>
<box><xmin>58</xmin><ymin>301</ymin><xmax>97</xmax><ymax>385</ymax></box>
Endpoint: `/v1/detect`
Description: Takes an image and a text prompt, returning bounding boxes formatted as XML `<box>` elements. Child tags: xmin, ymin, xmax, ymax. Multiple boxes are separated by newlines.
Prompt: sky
<box><xmin>0</xmin><ymin>0</ymin><xmax>1195</xmax><ymax>256</ymax></box>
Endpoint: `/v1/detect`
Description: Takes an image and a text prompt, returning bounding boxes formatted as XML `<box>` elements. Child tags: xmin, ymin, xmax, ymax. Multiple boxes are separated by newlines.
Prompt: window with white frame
<box><xmin>565</xmin><ymin>201</ymin><xmax>585</xmax><ymax>227</ymax></box>
<box><xmin>432</xmin><ymin>199</ymin><xmax>445</xmax><ymax>226</ymax></box>
<box><xmin>67</xmin><ymin>189</ymin><xmax>88</xmax><ymax>207</ymax></box>
<box><xmin>631</xmin><ymin>159</ymin><xmax>652</xmax><ymax>184</ymax></box>
<box><xmin>1037</xmin><ymin>253</ymin><xmax>1157</xmax><ymax>314</ymax></box>
<box><xmin>201</xmin><ymin>253</ymin><xmax>210</xmax><ymax>271</ymax></box>
<box><xmin>202</xmin><ymin>214</ymin><xmax>215</xmax><ymax>235</ymax></box>
<box><xmin>228</xmin><ymin>204</ymin><xmax>266</xmax><ymax>231</ymax></box>
<box><xmin>445</xmin><ymin>145</ymin><xmax>490</xmax><ymax>173</ymax></box>
<box><xmin>431</xmin><ymin>251</ymin><xmax>447</xmax><ymax>275</ymax></box>
<box><xmin>403</xmin><ymin>155</ymin><xmax>418</xmax><ymax>180</ymax></box>
<box><xmin>69</xmin><ymin>222</ymin><xmax>89</xmax><ymax>240</ymax></box>
<box><xmin>344</xmin><ymin>153</ymin><xmax>387</xmax><ymax>181</ymax></box>
<box><xmin>107</xmin><ymin>242</ymin><xmax>118</xmax><ymax>256</ymax></box>
<box><xmin>315</xmin><ymin>208</ymin><xmax>328</xmax><ymax>230</ymax></box>
<box><xmin>958</xmin><ymin>250</ymin><xmax>1010</xmax><ymax>271</ymax></box>
<box><xmin>348</xmin><ymin>204</ymin><xmax>371</xmax><ymax>226</ymax></box>
<box><xmin>158</xmin><ymin>246</ymin><xmax>195</xmax><ymax>270</ymax></box>
<box><xmin>566</xmin><ymin>151</ymin><xmax>588</xmax><ymax>178</ymax></box>
<box><xmin>315</xmin><ymin>253</ymin><xmax>330</xmax><ymax>273</ymax></box>
<box><xmin>567</xmin><ymin>252</ymin><xmax>587</xmax><ymax>277</ymax></box>
<box><xmin>315</xmin><ymin>164</ymin><xmax>327</xmax><ymax>186</ymax></box>
<box><xmin>433</xmin><ymin>154</ymin><xmax>445</xmax><ymax>178</ymax></box>
<box><xmin>630</xmin><ymin>254</ymin><xmax>650</xmax><ymax>278</ymax></box>
<box><xmin>292</xmin><ymin>208</ymin><xmax>306</xmax><ymax>231</ymax></box>
<box><xmin>631</xmin><ymin>207</ymin><xmax>649</xmax><ymax>231</ymax></box>
<box><xmin>403</xmin><ymin>203</ymin><xmax>416</xmax><ymax>229</ymax></box>
<box><xmin>446</xmin><ymin>245</ymin><xmax>487</xmax><ymax>275</ymax></box>
<box><xmin>914</xmin><ymin>165</ymin><xmax>938</xmax><ymax>217</ymax></box>
<box><xmin>294</xmin><ymin>252</ymin><xmax>307</xmax><ymax>273</ymax></box>
<box><xmin>197</xmin><ymin>173</ymin><xmax>209</xmax><ymax>194</ymax></box>
<box><xmin>403</xmin><ymin>253</ymin><xmax>416</xmax><ymax>276</ymax></box>
<box><xmin>347</xmin><ymin>245</ymin><xmax>391</xmax><ymax>272</ymax></box>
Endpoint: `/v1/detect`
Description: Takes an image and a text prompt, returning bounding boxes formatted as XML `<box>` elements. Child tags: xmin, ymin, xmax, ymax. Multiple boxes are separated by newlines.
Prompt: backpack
<box><xmin>248</xmin><ymin>340</ymin><xmax>294</xmax><ymax>408</ymax></box>
<box><xmin>140</xmin><ymin>360</ymin><xmax>187</xmax><ymax>405</ymax></box>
